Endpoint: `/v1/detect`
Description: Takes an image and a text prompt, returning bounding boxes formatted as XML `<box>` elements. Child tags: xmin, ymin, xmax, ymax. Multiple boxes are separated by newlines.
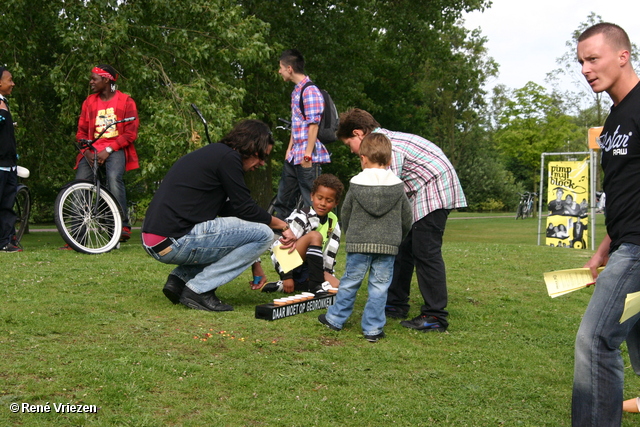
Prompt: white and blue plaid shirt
<box><xmin>376</xmin><ymin>128</ymin><xmax>467</xmax><ymax>221</ymax></box>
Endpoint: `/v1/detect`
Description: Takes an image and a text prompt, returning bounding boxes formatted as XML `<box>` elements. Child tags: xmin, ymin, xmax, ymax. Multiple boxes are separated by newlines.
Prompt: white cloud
<box><xmin>463</xmin><ymin>0</ymin><xmax>640</xmax><ymax>92</ymax></box>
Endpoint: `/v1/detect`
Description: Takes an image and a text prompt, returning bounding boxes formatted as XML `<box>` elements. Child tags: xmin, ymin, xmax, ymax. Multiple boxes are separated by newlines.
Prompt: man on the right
<box><xmin>338</xmin><ymin>108</ymin><xmax>466</xmax><ymax>332</ymax></box>
<box><xmin>573</xmin><ymin>22</ymin><xmax>640</xmax><ymax>426</ymax></box>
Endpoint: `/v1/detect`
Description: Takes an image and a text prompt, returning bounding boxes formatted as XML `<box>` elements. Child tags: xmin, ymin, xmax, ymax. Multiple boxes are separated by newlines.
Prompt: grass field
<box><xmin>2</xmin><ymin>213</ymin><xmax>639</xmax><ymax>426</ymax></box>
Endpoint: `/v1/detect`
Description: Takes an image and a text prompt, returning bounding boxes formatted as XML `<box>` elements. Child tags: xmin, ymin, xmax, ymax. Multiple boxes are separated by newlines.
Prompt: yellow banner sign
<box><xmin>545</xmin><ymin>160</ymin><xmax>589</xmax><ymax>249</ymax></box>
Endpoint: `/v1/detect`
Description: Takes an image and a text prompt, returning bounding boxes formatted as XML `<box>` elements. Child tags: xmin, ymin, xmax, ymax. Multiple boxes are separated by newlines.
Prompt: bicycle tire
<box><xmin>266</xmin><ymin>195</ymin><xmax>277</xmax><ymax>216</ymax></box>
<box><xmin>128</xmin><ymin>204</ymin><xmax>138</xmax><ymax>227</ymax></box>
<box><xmin>515</xmin><ymin>203</ymin><xmax>523</xmax><ymax>220</ymax></box>
<box><xmin>54</xmin><ymin>180</ymin><xmax>123</xmax><ymax>254</ymax></box>
<box><xmin>13</xmin><ymin>184</ymin><xmax>30</xmax><ymax>243</ymax></box>
<box><xmin>266</xmin><ymin>194</ymin><xmax>305</xmax><ymax>217</ymax></box>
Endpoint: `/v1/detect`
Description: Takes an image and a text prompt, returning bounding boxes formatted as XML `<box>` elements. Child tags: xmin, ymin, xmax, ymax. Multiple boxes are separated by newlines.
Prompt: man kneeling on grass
<box><xmin>142</xmin><ymin>119</ymin><xmax>297</xmax><ymax>312</ymax></box>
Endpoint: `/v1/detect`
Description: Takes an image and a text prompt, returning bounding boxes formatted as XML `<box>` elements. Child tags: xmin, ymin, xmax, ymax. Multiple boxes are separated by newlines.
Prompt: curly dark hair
<box><xmin>312</xmin><ymin>173</ymin><xmax>344</xmax><ymax>202</ymax></box>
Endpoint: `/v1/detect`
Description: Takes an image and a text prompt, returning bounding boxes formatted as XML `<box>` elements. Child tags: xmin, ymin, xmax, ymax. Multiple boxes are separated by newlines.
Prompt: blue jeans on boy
<box><xmin>76</xmin><ymin>150</ymin><xmax>129</xmax><ymax>226</ymax></box>
<box><xmin>572</xmin><ymin>243</ymin><xmax>640</xmax><ymax>426</ymax></box>
<box><xmin>143</xmin><ymin>216</ymin><xmax>273</xmax><ymax>294</ymax></box>
<box><xmin>325</xmin><ymin>252</ymin><xmax>395</xmax><ymax>336</ymax></box>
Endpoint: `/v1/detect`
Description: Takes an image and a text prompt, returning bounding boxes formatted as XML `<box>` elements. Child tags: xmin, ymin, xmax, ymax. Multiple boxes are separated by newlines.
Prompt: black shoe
<box><xmin>0</xmin><ymin>243</ymin><xmax>22</xmax><ymax>253</ymax></box>
<box><xmin>260</xmin><ymin>281</ymin><xmax>284</xmax><ymax>293</ymax></box>
<box><xmin>385</xmin><ymin>305</ymin><xmax>408</xmax><ymax>319</ymax></box>
<box><xmin>180</xmin><ymin>287</ymin><xmax>234</xmax><ymax>312</ymax></box>
<box><xmin>163</xmin><ymin>274</ymin><xmax>186</xmax><ymax>304</ymax></box>
<box><xmin>400</xmin><ymin>314</ymin><xmax>447</xmax><ymax>332</ymax></box>
<box><xmin>310</xmin><ymin>281</ymin><xmax>336</xmax><ymax>295</ymax></box>
<box><xmin>318</xmin><ymin>313</ymin><xmax>341</xmax><ymax>331</ymax></box>
<box><xmin>364</xmin><ymin>331</ymin><xmax>386</xmax><ymax>343</ymax></box>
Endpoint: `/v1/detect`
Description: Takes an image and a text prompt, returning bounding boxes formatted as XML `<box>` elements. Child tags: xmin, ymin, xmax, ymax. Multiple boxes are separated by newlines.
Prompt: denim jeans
<box><xmin>143</xmin><ymin>217</ymin><xmax>274</xmax><ymax>294</ymax></box>
<box><xmin>572</xmin><ymin>243</ymin><xmax>640</xmax><ymax>426</ymax></box>
<box><xmin>76</xmin><ymin>149</ymin><xmax>129</xmax><ymax>226</ymax></box>
<box><xmin>0</xmin><ymin>169</ymin><xmax>17</xmax><ymax>246</ymax></box>
<box><xmin>325</xmin><ymin>252</ymin><xmax>395</xmax><ymax>336</ymax></box>
<box><xmin>273</xmin><ymin>160</ymin><xmax>321</xmax><ymax>220</ymax></box>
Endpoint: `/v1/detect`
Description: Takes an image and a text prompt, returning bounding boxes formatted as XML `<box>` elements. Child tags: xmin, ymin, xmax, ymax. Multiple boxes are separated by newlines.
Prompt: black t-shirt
<box><xmin>142</xmin><ymin>143</ymin><xmax>271</xmax><ymax>238</ymax></box>
<box><xmin>0</xmin><ymin>108</ymin><xmax>17</xmax><ymax>167</ymax></box>
<box><xmin>600</xmin><ymin>81</ymin><xmax>640</xmax><ymax>251</ymax></box>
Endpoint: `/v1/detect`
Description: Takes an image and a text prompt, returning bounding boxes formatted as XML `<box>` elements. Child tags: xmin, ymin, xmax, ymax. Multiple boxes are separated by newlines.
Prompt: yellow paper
<box><xmin>544</xmin><ymin>267</ymin><xmax>604</xmax><ymax>298</ymax></box>
<box><xmin>273</xmin><ymin>244</ymin><xmax>303</xmax><ymax>273</ymax></box>
<box><xmin>620</xmin><ymin>291</ymin><xmax>640</xmax><ymax>323</ymax></box>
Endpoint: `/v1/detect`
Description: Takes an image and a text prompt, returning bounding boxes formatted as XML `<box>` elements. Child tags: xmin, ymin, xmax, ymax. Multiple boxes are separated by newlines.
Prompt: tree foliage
<box><xmin>493</xmin><ymin>82</ymin><xmax>582</xmax><ymax>190</ymax></box>
<box><xmin>1</xmin><ymin>0</ymin><xmax>505</xmax><ymax>220</ymax></box>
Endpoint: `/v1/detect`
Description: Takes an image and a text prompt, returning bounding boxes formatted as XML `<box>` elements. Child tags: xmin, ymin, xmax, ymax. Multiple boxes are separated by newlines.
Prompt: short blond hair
<box><xmin>359</xmin><ymin>132</ymin><xmax>392</xmax><ymax>166</ymax></box>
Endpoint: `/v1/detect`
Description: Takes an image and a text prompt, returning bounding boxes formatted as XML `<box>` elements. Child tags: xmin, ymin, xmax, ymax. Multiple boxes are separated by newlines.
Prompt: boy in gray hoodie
<box><xmin>318</xmin><ymin>133</ymin><xmax>412</xmax><ymax>342</ymax></box>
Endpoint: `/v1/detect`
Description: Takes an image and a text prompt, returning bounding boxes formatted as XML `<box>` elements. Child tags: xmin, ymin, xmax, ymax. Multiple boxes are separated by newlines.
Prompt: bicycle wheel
<box><xmin>515</xmin><ymin>203</ymin><xmax>524</xmax><ymax>220</ymax></box>
<box><xmin>13</xmin><ymin>184</ymin><xmax>30</xmax><ymax>243</ymax></box>
<box><xmin>266</xmin><ymin>195</ymin><xmax>277</xmax><ymax>216</ymax></box>
<box><xmin>128</xmin><ymin>204</ymin><xmax>138</xmax><ymax>227</ymax></box>
<box><xmin>267</xmin><ymin>194</ymin><xmax>305</xmax><ymax>217</ymax></box>
<box><xmin>54</xmin><ymin>180</ymin><xmax>123</xmax><ymax>254</ymax></box>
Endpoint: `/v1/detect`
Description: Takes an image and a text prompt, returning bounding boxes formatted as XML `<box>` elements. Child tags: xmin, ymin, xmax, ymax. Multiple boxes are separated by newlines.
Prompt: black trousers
<box><xmin>0</xmin><ymin>169</ymin><xmax>17</xmax><ymax>247</ymax></box>
<box><xmin>386</xmin><ymin>209</ymin><xmax>450</xmax><ymax>324</ymax></box>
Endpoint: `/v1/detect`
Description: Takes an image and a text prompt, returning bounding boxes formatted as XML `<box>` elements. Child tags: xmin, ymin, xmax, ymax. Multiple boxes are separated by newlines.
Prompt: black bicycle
<box><xmin>13</xmin><ymin>165</ymin><xmax>30</xmax><ymax>243</ymax></box>
<box><xmin>54</xmin><ymin>117</ymin><xmax>135</xmax><ymax>254</ymax></box>
<box><xmin>265</xmin><ymin>118</ymin><xmax>305</xmax><ymax>216</ymax></box>
<box><xmin>515</xmin><ymin>192</ymin><xmax>537</xmax><ymax>220</ymax></box>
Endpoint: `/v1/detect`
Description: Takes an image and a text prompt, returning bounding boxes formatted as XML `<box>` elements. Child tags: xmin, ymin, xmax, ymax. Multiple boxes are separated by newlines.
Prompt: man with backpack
<box><xmin>273</xmin><ymin>49</ymin><xmax>333</xmax><ymax>220</ymax></box>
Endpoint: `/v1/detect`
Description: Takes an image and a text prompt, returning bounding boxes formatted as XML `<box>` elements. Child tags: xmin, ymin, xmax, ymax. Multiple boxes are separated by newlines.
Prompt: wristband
<box><xmin>282</xmin><ymin>224</ymin><xmax>290</xmax><ymax>232</ymax></box>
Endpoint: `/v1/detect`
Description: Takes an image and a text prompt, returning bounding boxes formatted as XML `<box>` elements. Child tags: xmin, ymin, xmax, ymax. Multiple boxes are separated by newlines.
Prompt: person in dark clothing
<box><xmin>142</xmin><ymin>119</ymin><xmax>296</xmax><ymax>312</ymax></box>
<box><xmin>573</xmin><ymin>22</ymin><xmax>640</xmax><ymax>426</ymax></box>
<box><xmin>0</xmin><ymin>66</ymin><xmax>20</xmax><ymax>253</ymax></box>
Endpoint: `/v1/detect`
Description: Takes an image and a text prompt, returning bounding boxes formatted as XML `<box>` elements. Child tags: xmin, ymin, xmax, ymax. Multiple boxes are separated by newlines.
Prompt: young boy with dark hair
<box><xmin>318</xmin><ymin>133</ymin><xmax>413</xmax><ymax>342</ymax></box>
<box><xmin>258</xmin><ymin>173</ymin><xmax>344</xmax><ymax>294</ymax></box>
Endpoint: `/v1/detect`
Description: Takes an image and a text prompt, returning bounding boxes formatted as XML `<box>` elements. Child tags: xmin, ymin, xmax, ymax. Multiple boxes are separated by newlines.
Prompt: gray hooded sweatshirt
<box><xmin>340</xmin><ymin>168</ymin><xmax>413</xmax><ymax>255</ymax></box>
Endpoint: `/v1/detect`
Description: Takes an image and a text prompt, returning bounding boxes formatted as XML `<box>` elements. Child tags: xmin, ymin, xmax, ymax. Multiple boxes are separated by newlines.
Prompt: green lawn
<box><xmin>2</xmin><ymin>214</ymin><xmax>639</xmax><ymax>426</ymax></box>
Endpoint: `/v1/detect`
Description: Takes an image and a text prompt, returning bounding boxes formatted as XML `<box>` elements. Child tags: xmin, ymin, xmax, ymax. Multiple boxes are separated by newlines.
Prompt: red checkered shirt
<box><xmin>286</xmin><ymin>76</ymin><xmax>331</xmax><ymax>165</ymax></box>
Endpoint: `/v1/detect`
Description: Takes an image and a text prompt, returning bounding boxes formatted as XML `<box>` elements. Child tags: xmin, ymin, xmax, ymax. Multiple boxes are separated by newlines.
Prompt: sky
<box><xmin>463</xmin><ymin>0</ymin><xmax>640</xmax><ymax>93</ymax></box>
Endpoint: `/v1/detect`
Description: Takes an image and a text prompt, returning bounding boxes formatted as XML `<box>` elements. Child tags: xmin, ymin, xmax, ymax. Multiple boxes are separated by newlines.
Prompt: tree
<box><xmin>0</xmin><ymin>0</ymin><xmax>274</xmax><ymax>219</ymax></box>
<box><xmin>493</xmin><ymin>82</ymin><xmax>582</xmax><ymax>190</ymax></box>
<box><xmin>1</xmin><ymin>0</ymin><xmax>498</xmax><ymax>219</ymax></box>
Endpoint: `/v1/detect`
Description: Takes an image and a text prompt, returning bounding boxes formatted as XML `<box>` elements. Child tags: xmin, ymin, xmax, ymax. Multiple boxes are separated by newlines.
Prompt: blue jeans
<box><xmin>0</xmin><ymin>169</ymin><xmax>17</xmax><ymax>246</ymax></box>
<box><xmin>143</xmin><ymin>217</ymin><xmax>273</xmax><ymax>294</ymax></box>
<box><xmin>76</xmin><ymin>150</ymin><xmax>129</xmax><ymax>226</ymax></box>
<box><xmin>273</xmin><ymin>160</ymin><xmax>321</xmax><ymax>220</ymax></box>
<box><xmin>325</xmin><ymin>253</ymin><xmax>395</xmax><ymax>336</ymax></box>
<box><xmin>572</xmin><ymin>243</ymin><xmax>640</xmax><ymax>426</ymax></box>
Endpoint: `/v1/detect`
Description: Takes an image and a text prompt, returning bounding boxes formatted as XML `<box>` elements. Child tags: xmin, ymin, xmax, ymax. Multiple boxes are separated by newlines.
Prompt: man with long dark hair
<box><xmin>142</xmin><ymin>119</ymin><xmax>297</xmax><ymax>312</ymax></box>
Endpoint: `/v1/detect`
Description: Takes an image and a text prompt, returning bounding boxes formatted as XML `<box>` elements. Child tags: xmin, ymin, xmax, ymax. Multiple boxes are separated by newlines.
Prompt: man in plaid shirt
<box><xmin>273</xmin><ymin>49</ymin><xmax>331</xmax><ymax>219</ymax></box>
<box><xmin>338</xmin><ymin>108</ymin><xmax>467</xmax><ymax>333</ymax></box>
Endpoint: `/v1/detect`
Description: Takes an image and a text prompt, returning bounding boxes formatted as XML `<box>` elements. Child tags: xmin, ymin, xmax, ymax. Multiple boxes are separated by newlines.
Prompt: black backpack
<box><xmin>299</xmin><ymin>81</ymin><xmax>338</xmax><ymax>144</ymax></box>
